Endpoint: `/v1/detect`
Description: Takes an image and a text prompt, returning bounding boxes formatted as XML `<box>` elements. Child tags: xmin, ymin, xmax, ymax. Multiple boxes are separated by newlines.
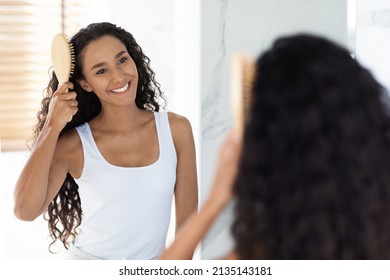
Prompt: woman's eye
<box><xmin>96</xmin><ymin>69</ymin><xmax>106</xmax><ymax>75</ymax></box>
<box><xmin>118</xmin><ymin>57</ymin><xmax>128</xmax><ymax>64</ymax></box>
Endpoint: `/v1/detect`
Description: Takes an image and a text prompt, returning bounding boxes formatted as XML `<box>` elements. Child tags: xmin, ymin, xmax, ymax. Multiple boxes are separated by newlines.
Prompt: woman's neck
<box><xmin>90</xmin><ymin>104</ymin><xmax>148</xmax><ymax>133</ymax></box>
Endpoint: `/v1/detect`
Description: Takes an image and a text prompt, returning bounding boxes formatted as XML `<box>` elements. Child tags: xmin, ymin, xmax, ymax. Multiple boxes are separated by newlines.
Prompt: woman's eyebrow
<box><xmin>90</xmin><ymin>50</ymin><xmax>128</xmax><ymax>72</ymax></box>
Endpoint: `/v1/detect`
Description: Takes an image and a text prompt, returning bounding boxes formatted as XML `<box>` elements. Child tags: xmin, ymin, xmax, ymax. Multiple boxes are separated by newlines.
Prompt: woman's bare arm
<box><xmin>160</xmin><ymin>130</ymin><xmax>241</xmax><ymax>260</ymax></box>
<box><xmin>13</xmin><ymin>82</ymin><xmax>79</xmax><ymax>221</ymax></box>
<box><xmin>169</xmin><ymin>113</ymin><xmax>199</xmax><ymax>232</ymax></box>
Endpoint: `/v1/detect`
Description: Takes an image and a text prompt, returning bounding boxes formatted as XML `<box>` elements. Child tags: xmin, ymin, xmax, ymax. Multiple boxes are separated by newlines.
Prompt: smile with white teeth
<box><xmin>111</xmin><ymin>83</ymin><xmax>129</xmax><ymax>93</ymax></box>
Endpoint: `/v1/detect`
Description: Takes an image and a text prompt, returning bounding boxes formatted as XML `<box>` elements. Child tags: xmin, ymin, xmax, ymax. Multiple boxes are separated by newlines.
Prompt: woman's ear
<box><xmin>78</xmin><ymin>79</ymin><xmax>93</xmax><ymax>92</ymax></box>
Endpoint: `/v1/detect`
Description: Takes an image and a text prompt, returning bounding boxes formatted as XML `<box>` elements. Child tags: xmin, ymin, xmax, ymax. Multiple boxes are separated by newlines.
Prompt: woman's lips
<box><xmin>110</xmin><ymin>82</ymin><xmax>129</xmax><ymax>93</ymax></box>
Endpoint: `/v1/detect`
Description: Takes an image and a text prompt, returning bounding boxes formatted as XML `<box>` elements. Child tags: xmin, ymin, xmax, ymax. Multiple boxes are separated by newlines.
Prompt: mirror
<box><xmin>198</xmin><ymin>0</ymin><xmax>356</xmax><ymax>259</ymax></box>
<box><xmin>5</xmin><ymin>0</ymin><xmax>390</xmax><ymax>261</ymax></box>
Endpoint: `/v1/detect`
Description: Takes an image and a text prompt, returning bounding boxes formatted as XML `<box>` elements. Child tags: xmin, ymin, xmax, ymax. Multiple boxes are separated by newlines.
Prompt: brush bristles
<box><xmin>69</xmin><ymin>41</ymin><xmax>75</xmax><ymax>77</ymax></box>
<box><xmin>63</xmin><ymin>35</ymin><xmax>75</xmax><ymax>75</ymax></box>
<box><xmin>242</xmin><ymin>58</ymin><xmax>254</xmax><ymax>123</ymax></box>
<box><xmin>231</xmin><ymin>53</ymin><xmax>255</xmax><ymax>134</ymax></box>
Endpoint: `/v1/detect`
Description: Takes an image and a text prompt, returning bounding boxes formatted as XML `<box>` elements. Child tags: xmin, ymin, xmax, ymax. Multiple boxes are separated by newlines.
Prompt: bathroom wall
<box><xmin>355</xmin><ymin>0</ymin><xmax>390</xmax><ymax>91</ymax></box>
<box><xmin>200</xmin><ymin>0</ymin><xmax>349</xmax><ymax>259</ymax></box>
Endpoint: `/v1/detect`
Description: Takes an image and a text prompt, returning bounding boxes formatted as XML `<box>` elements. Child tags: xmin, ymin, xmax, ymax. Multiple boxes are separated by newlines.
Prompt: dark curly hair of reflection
<box><xmin>232</xmin><ymin>34</ymin><xmax>390</xmax><ymax>259</ymax></box>
<box><xmin>31</xmin><ymin>22</ymin><xmax>166</xmax><ymax>252</ymax></box>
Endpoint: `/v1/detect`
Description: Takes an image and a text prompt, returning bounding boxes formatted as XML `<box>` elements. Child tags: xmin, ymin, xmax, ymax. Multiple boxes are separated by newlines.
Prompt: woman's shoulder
<box><xmin>166</xmin><ymin>111</ymin><xmax>192</xmax><ymax>131</ymax></box>
<box><xmin>166</xmin><ymin>111</ymin><xmax>194</xmax><ymax>152</ymax></box>
<box><xmin>55</xmin><ymin>128</ymin><xmax>82</xmax><ymax>158</ymax></box>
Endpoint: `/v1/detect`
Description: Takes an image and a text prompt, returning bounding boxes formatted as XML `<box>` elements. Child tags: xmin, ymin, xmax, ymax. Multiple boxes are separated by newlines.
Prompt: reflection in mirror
<box><xmin>199</xmin><ymin>0</ymin><xmax>353</xmax><ymax>259</ymax></box>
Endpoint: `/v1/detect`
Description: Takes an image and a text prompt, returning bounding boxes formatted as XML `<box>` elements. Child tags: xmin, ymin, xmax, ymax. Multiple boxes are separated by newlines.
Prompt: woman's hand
<box><xmin>208</xmin><ymin>129</ymin><xmax>243</xmax><ymax>209</ymax></box>
<box><xmin>46</xmin><ymin>82</ymin><xmax>78</xmax><ymax>131</ymax></box>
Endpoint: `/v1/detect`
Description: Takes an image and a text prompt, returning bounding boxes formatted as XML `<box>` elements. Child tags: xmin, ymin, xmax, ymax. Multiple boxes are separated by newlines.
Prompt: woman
<box><xmin>161</xmin><ymin>33</ymin><xmax>390</xmax><ymax>259</ymax></box>
<box><xmin>14</xmin><ymin>22</ymin><xmax>198</xmax><ymax>260</ymax></box>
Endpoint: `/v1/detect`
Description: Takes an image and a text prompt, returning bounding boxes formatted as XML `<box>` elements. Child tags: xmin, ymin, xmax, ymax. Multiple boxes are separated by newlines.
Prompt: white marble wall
<box><xmin>355</xmin><ymin>0</ymin><xmax>390</xmax><ymax>91</ymax></box>
<box><xmin>200</xmin><ymin>0</ymin><xmax>349</xmax><ymax>259</ymax></box>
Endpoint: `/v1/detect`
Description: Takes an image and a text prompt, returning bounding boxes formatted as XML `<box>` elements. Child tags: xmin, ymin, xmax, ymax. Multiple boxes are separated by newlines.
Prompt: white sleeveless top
<box><xmin>73</xmin><ymin>112</ymin><xmax>177</xmax><ymax>260</ymax></box>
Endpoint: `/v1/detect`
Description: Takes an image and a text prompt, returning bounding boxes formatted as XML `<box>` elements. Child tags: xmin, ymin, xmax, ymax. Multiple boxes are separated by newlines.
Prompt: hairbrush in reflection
<box><xmin>230</xmin><ymin>53</ymin><xmax>255</xmax><ymax>134</ymax></box>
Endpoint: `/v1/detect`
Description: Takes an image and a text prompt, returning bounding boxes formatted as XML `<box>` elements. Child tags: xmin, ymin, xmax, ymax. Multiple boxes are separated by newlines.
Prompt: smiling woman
<box><xmin>12</xmin><ymin>22</ymin><xmax>198</xmax><ymax>260</ymax></box>
<box><xmin>78</xmin><ymin>36</ymin><xmax>140</xmax><ymax>106</ymax></box>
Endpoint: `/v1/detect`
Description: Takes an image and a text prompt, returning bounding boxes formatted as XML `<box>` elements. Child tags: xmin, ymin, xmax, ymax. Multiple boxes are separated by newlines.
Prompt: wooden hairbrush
<box><xmin>230</xmin><ymin>53</ymin><xmax>255</xmax><ymax>134</ymax></box>
<box><xmin>51</xmin><ymin>34</ymin><xmax>75</xmax><ymax>84</ymax></box>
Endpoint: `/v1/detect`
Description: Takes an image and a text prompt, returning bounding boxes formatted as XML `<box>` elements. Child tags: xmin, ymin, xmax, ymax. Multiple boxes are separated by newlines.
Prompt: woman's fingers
<box><xmin>67</xmin><ymin>99</ymin><xmax>78</xmax><ymax>107</ymax></box>
<box><xmin>58</xmin><ymin>91</ymin><xmax>77</xmax><ymax>101</ymax></box>
<box><xmin>53</xmin><ymin>82</ymin><xmax>74</xmax><ymax>96</ymax></box>
<box><xmin>46</xmin><ymin>82</ymin><xmax>79</xmax><ymax>129</ymax></box>
<box><xmin>209</xmin><ymin>129</ymin><xmax>243</xmax><ymax>206</ymax></box>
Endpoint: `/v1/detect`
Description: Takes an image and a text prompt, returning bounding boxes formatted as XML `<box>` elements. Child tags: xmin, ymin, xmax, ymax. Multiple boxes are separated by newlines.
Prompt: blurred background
<box><xmin>1</xmin><ymin>0</ymin><xmax>389</xmax><ymax>260</ymax></box>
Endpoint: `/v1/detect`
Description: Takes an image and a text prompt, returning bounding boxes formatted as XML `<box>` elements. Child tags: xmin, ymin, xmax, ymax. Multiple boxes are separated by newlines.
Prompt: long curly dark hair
<box><xmin>31</xmin><ymin>22</ymin><xmax>166</xmax><ymax>251</ymax></box>
<box><xmin>232</xmin><ymin>34</ymin><xmax>390</xmax><ymax>259</ymax></box>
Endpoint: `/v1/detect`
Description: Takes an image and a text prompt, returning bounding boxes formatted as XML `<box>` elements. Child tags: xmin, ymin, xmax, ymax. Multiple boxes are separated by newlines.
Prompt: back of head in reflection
<box><xmin>232</xmin><ymin>34</ymin><xmax>390</xmax><ymax>259</ymax></box>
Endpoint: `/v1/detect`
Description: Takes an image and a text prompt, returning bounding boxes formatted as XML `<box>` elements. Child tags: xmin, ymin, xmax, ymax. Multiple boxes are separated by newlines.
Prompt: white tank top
<box><xmin>73</xmin><ymin>112</ymin><xmax>177</xmax><ymax>259</ymax></box>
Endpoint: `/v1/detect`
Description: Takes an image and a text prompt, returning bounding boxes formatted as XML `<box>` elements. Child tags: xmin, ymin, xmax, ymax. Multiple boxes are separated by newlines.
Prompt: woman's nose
<box><xmin>111</xmin><ymin>68</ymin><xmax>125</xmax><ymax>83</ymax></box>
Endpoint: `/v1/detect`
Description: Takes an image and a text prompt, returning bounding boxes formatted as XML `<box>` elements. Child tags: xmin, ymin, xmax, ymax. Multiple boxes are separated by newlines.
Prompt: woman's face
<box><xmin>78</xmin><ymin>35</ymin><xmax>139</xmax><ymax>107</ymax></box>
